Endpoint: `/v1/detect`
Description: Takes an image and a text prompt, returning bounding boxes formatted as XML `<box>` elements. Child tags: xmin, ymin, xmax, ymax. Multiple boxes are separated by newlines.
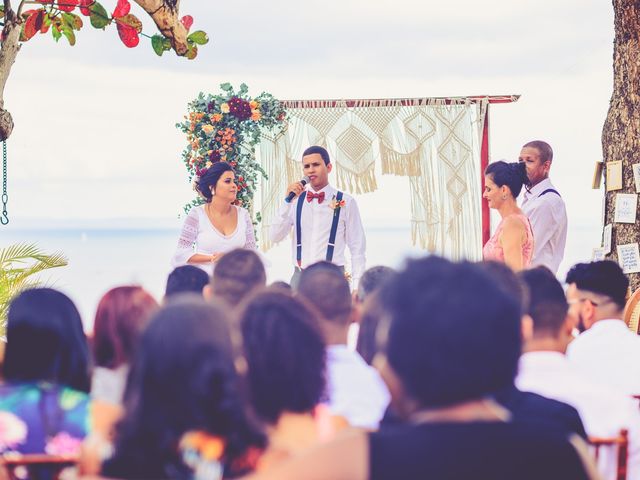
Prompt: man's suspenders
<box><xmin>295</xmin><ymin>191</ymin><xmax>344</xmax><ymax>267</ymax></box>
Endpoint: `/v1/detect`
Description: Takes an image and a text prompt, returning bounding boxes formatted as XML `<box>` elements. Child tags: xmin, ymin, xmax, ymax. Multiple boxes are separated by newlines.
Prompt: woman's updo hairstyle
<box><xmin>485</xmin><ymin>160</ymin><xmax>530</xmax><ymax>198</ymax></box>
<box><xmin>196</xmin><ymin>161</ymin><xmax>234</xmax><ymax>202</ymax></box>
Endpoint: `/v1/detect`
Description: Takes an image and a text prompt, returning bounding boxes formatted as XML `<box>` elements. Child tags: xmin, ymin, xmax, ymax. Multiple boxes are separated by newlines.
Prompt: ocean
<box><xmin>1</xmin><ymin>223</ymin><xmax>601</xmax><ymax>332</ymax></box>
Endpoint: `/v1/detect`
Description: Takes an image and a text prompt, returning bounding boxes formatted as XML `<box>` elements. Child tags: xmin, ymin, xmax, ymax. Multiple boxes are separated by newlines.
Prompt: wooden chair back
<box><xmin>589</xmin><ymin>429</ymin><xmax>629</xmax><ymax>480</ymax></box>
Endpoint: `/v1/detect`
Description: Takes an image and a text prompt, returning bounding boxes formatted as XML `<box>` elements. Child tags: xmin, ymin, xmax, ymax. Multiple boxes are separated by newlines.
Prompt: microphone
<box><xmin>285</xmin><ymin>176</ymin><xmax>310</xmax><ymax>203</ymax></box>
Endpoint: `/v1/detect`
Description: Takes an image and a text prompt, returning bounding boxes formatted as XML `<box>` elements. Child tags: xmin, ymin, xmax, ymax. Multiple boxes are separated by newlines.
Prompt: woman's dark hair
<box><xmin>380</xmin><ymin>256</ymin><xmax>521</xmax><ymax>409</ymax></box>
<box><xmin>93</xmin><ymin>286</ymin><xmax>158</xmax><ymax>369</ymax></box>
<box><xmin>239</xmin><ymin>289</ymin><xmax>326</xmax><ymax>425</ymax></box>
<box><xmin>4</xmin><ymin>288</ymin><xmax>91</xmax><ymax>393</ymax></box>
<box><xmin>102</xmin><ymin>297</ymin><xmax>264</xmax><ymax>479</ymax></box>
<box><xmin>196</xmin><ymin>161</ymin><xmax>234</xmax><ymax>202</ymax></box>
<box><xmin>485</xmin><ymin>160</ymin><xmax>530</xmax><ymax>198</ymax></box>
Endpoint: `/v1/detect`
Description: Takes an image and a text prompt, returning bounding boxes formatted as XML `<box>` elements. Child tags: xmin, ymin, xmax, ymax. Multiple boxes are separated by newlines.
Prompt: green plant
<box><xmin>0</xmin><ymin>243</ymin><xmax>68</xmax><ymax>338</ymax></box>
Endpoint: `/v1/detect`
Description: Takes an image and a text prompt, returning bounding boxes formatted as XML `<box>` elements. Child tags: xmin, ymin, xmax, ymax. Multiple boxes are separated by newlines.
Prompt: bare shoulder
<box><xmin>502</xmin><ymin>215</ymin><xmax>527</xmax><ymax>231</ymax></box>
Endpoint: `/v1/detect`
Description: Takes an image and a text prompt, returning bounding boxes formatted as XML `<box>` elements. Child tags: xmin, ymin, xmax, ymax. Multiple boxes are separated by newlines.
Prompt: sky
<box><xmin>3</xmin><ymin>0</ymin><xmax>613</xmax><ymax>237</ymax></box>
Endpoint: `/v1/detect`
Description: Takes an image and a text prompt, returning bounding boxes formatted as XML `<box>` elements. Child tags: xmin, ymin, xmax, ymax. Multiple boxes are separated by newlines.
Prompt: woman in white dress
<box><xmin>172</xmin><ymin>161</ymin><xmax>257</xmax><ymax>275</ymax></box>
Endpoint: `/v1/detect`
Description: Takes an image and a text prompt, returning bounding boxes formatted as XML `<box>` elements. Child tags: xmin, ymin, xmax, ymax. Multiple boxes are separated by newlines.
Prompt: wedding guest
<box><xmin>165</xmin><ymin>265</ymin><xmax>210</xmax><ymax>298</ymax></box>
<box><xmin>269</xmin><ymin>146</ymin><xmax>366</xmax><ymax>289</ymax></box>
<box><xmin>242</xmin><ymin>258</ymin><xmax>598</xmax><ymax>480</ymax></box>
<box><xmin>239</xmin><ymin>289</ymin><xmax>327</xmax><ymax>470</ymax></box>
<box><xmin>519</xmin><ymin>140</ymin><xmax>567</xmax><ymax>273</ymax></box>
<box><xmin>269</xmin><ymin>281</ymin><xmax>291</xmax><ymax>290</ymax></box>
<box><xmin>566</xmin><ymin>260</ymin><xmax>640</xmax><ymax>395</ymax></box>
<box><xmin>172</xmin><ymin>161</ymin><xmax>258</xmax><ymax>275</ymax></box>
<box><xmin>354</xmin><ymin>266</ymin><xmax>395</xmax><ymax>364</ymax></box>
<box><xmin>101</xmin><ymin>297</ymin><xmax>264</xmax><ymax>479</ymax></box>
<box><xmin>297</xmin><ymin>262</ymin><xmax>389</xmax><ymax>429</ymax></box>
<box><xmin>204</xmin><ymin>248</ymin><xmax>266</xmax><ymax>308</ymax></box>
<box><xmin>0</xmin><ymin>288</ymin><xmax>91</xmax><ymax>457</ymax></box>
<box><xmin>517</xmin><ymin>267</ymin><xmax>640</xmax><ymax>480</ymax></box>
<box><xmin>482</xmin><ymin>161</ymin><xmax>534</xmax><ymax>271</ymax></box>
<box><xmin>479</xmin><ymin>261</ymin><xmax>587</xmax><ymax>438</ymax></box>
<box><xmin>92</xmin><ymin>286</ymin><xmax>158</xmax><ymax>407</ymax></box>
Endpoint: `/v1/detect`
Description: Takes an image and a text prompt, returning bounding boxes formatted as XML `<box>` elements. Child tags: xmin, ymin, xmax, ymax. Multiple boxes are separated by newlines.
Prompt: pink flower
<box><xmin>45</xmin><ymin>432</ymin><xmax>82</xmax><ymax>456</ymax></box>
<box><xmin>0</xmin><ymin>412</ymin><xmax>27</xmax><ymax>450</ymax></box>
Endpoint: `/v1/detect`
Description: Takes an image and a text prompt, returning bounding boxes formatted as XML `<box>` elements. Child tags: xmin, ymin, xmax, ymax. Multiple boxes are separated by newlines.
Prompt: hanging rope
<box><xmin>1</xmin><ymin>141</ymin><xmax>7</xmax><ymax>225</ymax></box>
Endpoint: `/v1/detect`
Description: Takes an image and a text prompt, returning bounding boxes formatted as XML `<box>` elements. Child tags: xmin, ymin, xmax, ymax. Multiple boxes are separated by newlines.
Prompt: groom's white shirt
<box><xmin>269</xmin><ymin>184</ymin><xmax>366</xmax><ymax>287</ymax></box>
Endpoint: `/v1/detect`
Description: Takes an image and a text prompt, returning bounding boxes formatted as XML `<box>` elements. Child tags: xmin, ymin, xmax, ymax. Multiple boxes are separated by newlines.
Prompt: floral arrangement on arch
<box><xmin>176</xmin><ymin>83</ymin><xmax>287</xmax><ymax>218</ymax></box>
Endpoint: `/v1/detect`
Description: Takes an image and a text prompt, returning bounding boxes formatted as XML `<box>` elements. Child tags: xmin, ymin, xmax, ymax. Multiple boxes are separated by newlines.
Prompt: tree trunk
<box><xmin>133</xmin><ymin>0</ymin><xmax>188</xmax><ymax>56</ymax></box>
<box><xmin>603</xmin><ymin>0</ymin><xmax>640</xmax><ymax>290</ymax></box>
<box><xmin>0</xmin><ymin>1</ymin><xmax>22</xmax><ymax>141</ymax></box>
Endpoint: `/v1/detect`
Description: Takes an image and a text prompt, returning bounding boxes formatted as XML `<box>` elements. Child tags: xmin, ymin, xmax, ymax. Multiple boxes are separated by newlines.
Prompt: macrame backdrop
<box><xmin>258</xmin><ymin>98</ymin><xmax>488</xmax><ymax>260</ymax></box>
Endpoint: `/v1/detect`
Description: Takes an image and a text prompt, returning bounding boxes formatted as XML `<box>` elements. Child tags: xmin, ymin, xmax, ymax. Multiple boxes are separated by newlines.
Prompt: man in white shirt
<box><xmin>516</xmin><ymin>267</ymin><xmax>640</xmax><ymax>480</ymax></box>
<box><xmin>565</xmin><ymin>260</ymin><xmax>640</xmax><ymax>396</ymax></box>
<box><xmin>269</xmin><ymin>146</ymin><xmax>366</xmax><ymax>288</ymax></box>
<box><xmin>519</xmin><ymin>140</ymin><xmax>567</xmax><ymax>273</ymax></box>
<box><xmin>297</xmin><ymin>262</ymin><xmax>390</xmax><ymax>429</ymax></box>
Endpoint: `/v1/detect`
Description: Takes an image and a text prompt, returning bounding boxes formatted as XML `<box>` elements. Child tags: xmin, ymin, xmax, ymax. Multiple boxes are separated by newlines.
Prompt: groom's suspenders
<box><xmin>295</xmin><ymin>191</ymin><xmax>344</xmax><ymax>268</ymax></box>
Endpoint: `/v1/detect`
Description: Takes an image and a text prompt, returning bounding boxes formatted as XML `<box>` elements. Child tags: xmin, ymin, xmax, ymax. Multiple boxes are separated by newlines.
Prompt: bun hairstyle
<box><xmin>196</xmin><ymin>161</ymin><xmax>234</xmax><ymax>202</ymax></box>
<box><xmin>485</xmin><ymin>161</ymin><xmax>531</xmax><ymax>198</ymax></box>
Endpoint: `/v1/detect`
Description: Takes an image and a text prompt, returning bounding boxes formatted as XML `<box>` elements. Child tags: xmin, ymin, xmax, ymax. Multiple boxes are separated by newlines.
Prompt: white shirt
<box><xmin>91</xmin><ymin>365</ymin><xmax>129</xmax><ymax>406</ymax></box>
<box><xmin>567</xmin><ymin>319</ymin><xmax>640</xmax><ymax>396</ymax></box>
<box><xmin>520</xmin><ymin>178</ymin><xmax>567</xmax><ymax>273</ymax></box>
<box><xmin>517</xmin><ymin>351</ymin><xmax>640</xmax><ymax>480</ymax></box>
<box><xmin>325</xmin><ymin>345</ymin><xmax>390</xmax><ymax>429</ymax></box>
<box><xmin>172</xmin><ymin>205</ymin><xmax>257</xmax><ymax>275</ymax></box>
<box><xmin>269</xmin><ymin>184</ymin><xmax>366</xmax><ymax>287</ymax></box>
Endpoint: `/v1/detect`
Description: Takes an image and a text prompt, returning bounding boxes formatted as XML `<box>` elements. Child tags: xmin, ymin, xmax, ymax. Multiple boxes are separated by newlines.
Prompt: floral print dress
<box><xmin>0</xmin><ymin>382</ymin><xmax>90</xmax><ymax>456</ymax></box>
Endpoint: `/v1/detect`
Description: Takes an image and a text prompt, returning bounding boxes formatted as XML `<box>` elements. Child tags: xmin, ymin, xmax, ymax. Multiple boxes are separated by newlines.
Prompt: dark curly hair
<box><xmin>566</xmin><ymin>260</ymin><xmax>629</xmax><ymax>310</ymax></box>
<box><xmin>485</xmin><ymin>160</ymin><xmax>530</xmax><ymax>198</ymax></box>
<box><xmin>196</xmin><ymin>161</ymin><xmax>234</xmax><ymax>202</ymax></box>
<box><xmin>239</xmin><ymin>289</ymin><xmax>326</xmax><ymax>425</ymax></box>
<box><xmin>102</xmin><ymin>296</ymin><xmax>264</xmax><ymax>479</ymax></box>
<box><xmin>4</xmin><ymin>288</ymin><xmax>91</xmax><ymax>393</ymax></box>
<box><xmin>379</xmin><ymin>256</ymin><xmax>521</xmax><ymax>408</ymax></box>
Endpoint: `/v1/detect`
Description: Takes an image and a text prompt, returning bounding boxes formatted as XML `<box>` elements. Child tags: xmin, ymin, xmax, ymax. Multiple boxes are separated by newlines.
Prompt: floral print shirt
<box><xmin>0</xmin><ymin>382</ymin><xmax>90</xmax><ymax>456</ymax></box>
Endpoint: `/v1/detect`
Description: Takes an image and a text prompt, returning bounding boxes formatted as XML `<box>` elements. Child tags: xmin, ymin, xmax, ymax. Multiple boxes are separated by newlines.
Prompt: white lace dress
<box><xmin>171</xmin><ymin>205</ymin><xmax>257</xmax><ymax>275</ymax></box>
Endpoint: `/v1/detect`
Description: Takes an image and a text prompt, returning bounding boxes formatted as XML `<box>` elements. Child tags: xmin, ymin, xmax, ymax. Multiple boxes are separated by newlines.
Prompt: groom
<box><xmin>269</xmin><ymin>146</ymin><xmax>366</xmax><ymax>288</ymax></box>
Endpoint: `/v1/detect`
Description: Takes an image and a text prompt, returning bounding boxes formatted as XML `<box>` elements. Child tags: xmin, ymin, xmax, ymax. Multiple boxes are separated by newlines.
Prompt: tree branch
<box><xmin>133</xmin><ymin>0</ymin><xmax>188</xmax><ymax>56</ymax></box>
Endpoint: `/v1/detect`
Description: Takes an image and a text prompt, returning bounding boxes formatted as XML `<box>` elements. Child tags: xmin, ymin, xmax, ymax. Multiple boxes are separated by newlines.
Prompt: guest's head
<box><xmin>239</xmin><ymin>289</ymin><xmax>325</xmax><ymax>425</ymax></box>
<box><xmin>378</xmin><ymin>257</ymin><xmax>521</xmax><ymax>417</ymax></box>
<box><xmin>297</xmin><ymin>261</ymin><xmax>353</xmax><ymax>344</ymax></box>
<box><xmin>269</xmin><ymin>281</ymin><xmax>291</xmax><ymax>291</ymax></box>
<box><xmin>302</xmin><ymin>146</ymin><xmax>332</xmax><ymax>191</ymax></box>
<box><xmin>483</xmin><ymin>161</ymin><xmax>530</xmax><ymax>209</ymax></box>
<box><xmin>565</xmin><ymin>260</ymin><xmax>628</xmax><ymax>331</ymax></box>
<box><xmin>93</xmin><ymin>286</ymin><xmax>158</xmax><ymax>370</ymax></box>
<box><xmin>103</xmin><ymin>296</ymin><xmax>263</xmax><ymax>479</ymax></box>
<box><xmin>518</xmin><ymin>267</ymin><xmax>572</xmax><ymax>352</ymax></box>
<box><xmin>195</xmin><ymin>161</ymin><xmax>236</xmax><ymax>203</ymax></box>
<box><xmin>356</xmin><ymin>266</ymin><xmax>395</xmax><ymax>304</ymax></box>
<box><xmin>356</xmin><ymin>291</ymin><xmax>386</xmax><ymax>366</ymax></box>
<box><xmin>205</xmin><ymin>249</ymin><xmax>266</xmax><ymax>308</ymax></box>
<box><xmin>165</xmin><ymin>265</ymin><xmax>210</xmax><ymax>298</ymax></box>
<box><xmin>479</xmin><ymin>261</ymin><xmax>529</xmax><ymax>318</ymax></box>
<box><xmin>4</xmin><ymin>288</ymin><xmax>90</xmax><ymax>393</ymax></box>
<box><xmin>519</xmin><ymin>140</ymin><xmax>553</xmax><ymax>186</ymax></box>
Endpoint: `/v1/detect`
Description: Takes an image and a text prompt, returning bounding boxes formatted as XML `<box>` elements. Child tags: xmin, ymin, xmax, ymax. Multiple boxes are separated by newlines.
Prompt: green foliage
<box><xmin>0</xmin><ymin>243</ymin><xmax>68</xmax><ymax>338</ymax></box>
<box><xmin>176</xmin><ymin>83</ymin><xmax>288</xmax><ymax>226</ymax></box>
<box><xmin>15</xmin><ymin>1</ymin><xmax>207</xmax><ymax>59</ymax></box>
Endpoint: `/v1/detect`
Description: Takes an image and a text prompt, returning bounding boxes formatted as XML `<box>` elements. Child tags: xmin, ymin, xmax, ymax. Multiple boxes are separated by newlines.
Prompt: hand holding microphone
<box><xmin>285</xmin><ymin>176</ymin><xmax>310</xmax><ymax>203</ymax></box>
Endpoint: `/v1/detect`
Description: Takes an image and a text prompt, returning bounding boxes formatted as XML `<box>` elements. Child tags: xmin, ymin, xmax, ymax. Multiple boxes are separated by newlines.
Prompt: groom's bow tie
<box><xmin>307</xmin><ymin>191</ymin><xmax>325</xmax><ymax>204</ymax></box>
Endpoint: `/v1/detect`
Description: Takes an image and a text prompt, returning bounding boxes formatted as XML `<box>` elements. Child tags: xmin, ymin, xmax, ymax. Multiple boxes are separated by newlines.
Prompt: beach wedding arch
<box><xmin>176</xmin><ymin>83</ymin><xmax>287</xmax><ymax>224</ymax></box>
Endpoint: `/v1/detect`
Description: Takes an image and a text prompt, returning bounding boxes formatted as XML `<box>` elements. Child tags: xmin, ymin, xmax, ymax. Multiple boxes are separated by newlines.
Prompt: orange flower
<box><xmin>251</xmin><ymin>110</ymin><xmax>262</xmax><ymax>121</ymax></box>
<box><xmin>202</xmin><ymin>124</ymin><xmax>214</xmax><ymax>135</ymax></box>
<box><xmin>249</xmin><ymin>100</ymin><xmax>258</xmax><ymax>109</ymax></box>
<box><xmin>211</xmin><ymin>113</ymin><xmax>223</xmax><ymax>122</ymax></box>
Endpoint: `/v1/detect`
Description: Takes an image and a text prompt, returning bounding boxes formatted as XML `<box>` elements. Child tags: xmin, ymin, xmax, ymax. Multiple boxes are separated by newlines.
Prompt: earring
<box><xmin>502</xmin><ymin>195</ymin><xmax>507</xmax><ymax>200</ymax></box>
<box><xmin>210</xmin><ymin>187</ymin><xmax>215</xmax><ymax>197</ymax></box>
